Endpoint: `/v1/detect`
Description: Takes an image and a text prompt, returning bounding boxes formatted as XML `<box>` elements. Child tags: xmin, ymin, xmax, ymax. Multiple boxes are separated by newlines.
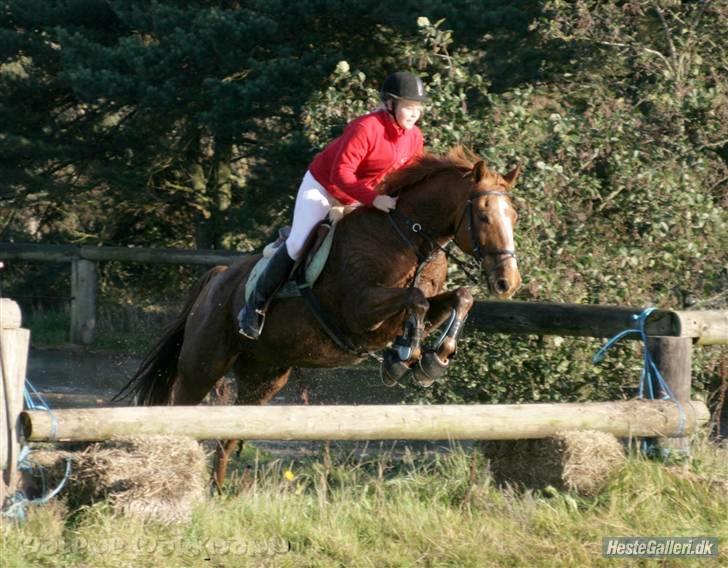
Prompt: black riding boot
<box><xmin>238</xmin><ymin>245</ymin><xmax>295</xmax><ymax>339</ymax></box>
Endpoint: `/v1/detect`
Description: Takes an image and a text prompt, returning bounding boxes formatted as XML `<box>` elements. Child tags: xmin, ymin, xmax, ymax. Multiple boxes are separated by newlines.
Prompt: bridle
<box><xmin>453</xmin><ymin>189</ymin><xmax>517</xmax><ymax>265</ymax></box>
<box><xmin>388</xmin><ymin>187</ymin><xmax>517</xmax><ymax>285</ymax></box>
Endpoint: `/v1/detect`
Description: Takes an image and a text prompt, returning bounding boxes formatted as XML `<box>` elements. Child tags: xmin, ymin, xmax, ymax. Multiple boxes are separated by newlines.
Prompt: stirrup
<box><xmin>238</xmin><ymin>306</ymin><xmax>264</xmax><ymax>339</ymax></box>
<box><xmin>238</xmin><ymin>327</ymin><xmax>260</xmax><ymax>340</ymax></box>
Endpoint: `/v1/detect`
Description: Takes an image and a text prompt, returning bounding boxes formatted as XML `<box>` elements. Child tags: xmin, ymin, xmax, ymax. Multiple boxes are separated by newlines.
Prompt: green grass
<box><xmin>2</xmin><ymin>441</ymin><xmax>726</xmax><ymax>567</ymax></box>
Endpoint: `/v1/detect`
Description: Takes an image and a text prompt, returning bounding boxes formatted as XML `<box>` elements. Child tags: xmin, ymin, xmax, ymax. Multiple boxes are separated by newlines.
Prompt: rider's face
<box><xmin>392</xmin><ymin>100</ymin><xmax>423</xmax><ymax>130</ymax></box>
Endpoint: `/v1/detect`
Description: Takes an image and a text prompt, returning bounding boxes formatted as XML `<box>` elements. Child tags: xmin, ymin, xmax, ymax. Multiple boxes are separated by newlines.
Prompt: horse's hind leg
<box><xmin>213</xmin><ymin>360</ymin><xmax>291</xmax><ymax>491</ymax></box>
<box><xmin>170</xmin><ymin>344</ymin><xmax>238</xmax><ymax>405</ymax></box>
<box><xmin>170</xmin><ymin>288</ymin><xmax>239</xmax><ymax>405</ymax></box>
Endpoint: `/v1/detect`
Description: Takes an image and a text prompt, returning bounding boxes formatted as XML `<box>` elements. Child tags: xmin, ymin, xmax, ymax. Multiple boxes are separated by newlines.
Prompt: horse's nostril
<box><xmin>495</xmin><ymin>279</ymin><xmax>509</xmax><ymax>294</ymax></box>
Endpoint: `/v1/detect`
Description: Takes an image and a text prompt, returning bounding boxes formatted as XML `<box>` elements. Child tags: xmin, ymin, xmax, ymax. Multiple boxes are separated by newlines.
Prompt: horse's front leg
<box><xmin>424</xmin><ymin>287</ymin><xmax>474</xmax><ymax>360</ymax></box>
<box><xmin>343</xmin><ymin>286</ymin><xmax>430</xmax><ymax>384</ymax></box>
<box><xmin>412</xmin><ymin>287</ymin><xmax>474</xmax><ymax>387</ymax></box>
<box><xmin>344</xmin><ymin>285</ymin><xmax>430</xmax><ymax>344</ymax></box>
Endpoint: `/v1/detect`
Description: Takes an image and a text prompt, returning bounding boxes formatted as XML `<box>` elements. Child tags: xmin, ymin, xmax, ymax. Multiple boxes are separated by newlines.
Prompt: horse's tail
<box><xmin>113</xmin><ymin>266</ymin><xmax>227</xmax><ymax>405</ymax></box>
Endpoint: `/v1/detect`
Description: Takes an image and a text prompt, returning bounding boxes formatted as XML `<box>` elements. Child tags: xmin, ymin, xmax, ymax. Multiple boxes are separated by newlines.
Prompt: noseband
<box><xmin>454</xmin><ymin>189</ymin><xmax>517</xmax><ymax>264</ymax></box>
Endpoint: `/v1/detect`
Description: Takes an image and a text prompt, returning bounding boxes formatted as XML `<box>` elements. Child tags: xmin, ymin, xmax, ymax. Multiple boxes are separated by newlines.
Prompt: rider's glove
<box><xmin>372</xmin><ymin>195</ymin><xmax>398</xmax><ymax>212</ymax></box>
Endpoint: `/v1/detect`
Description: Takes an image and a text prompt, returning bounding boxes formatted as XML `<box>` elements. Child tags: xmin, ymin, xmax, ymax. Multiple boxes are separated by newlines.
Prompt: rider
<box><xmin>238</xmin><ymin>70</ymin><xmax>428</xmax><ymax>339</ymax></box>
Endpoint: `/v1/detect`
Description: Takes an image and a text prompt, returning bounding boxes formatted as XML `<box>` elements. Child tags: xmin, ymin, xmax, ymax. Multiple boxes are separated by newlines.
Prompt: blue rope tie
<box><xmin>23</xmin><ymin>379</ymin><xmax>58</xmax><ymax>441</ymax></box>
<box><xmin>593</xmin><ymin>307</ymin><xmax>687</xmax><ymax>457</ymax></box>
<box><xmin>1</xmin><ymin>379</ymin><xmax>71</xmax><ymax>523</ymax></box>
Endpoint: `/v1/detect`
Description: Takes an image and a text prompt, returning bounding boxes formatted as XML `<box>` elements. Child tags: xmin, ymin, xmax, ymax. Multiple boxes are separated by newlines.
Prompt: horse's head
<box><xmin>453</xmin><ymin>159</ymin><xmax>522</xmax><ymax>299</ymax></box>
<box><xmin>385</xmin><ymin>147</ymin><xmax>522</xmax><ymax>298</ymax></box>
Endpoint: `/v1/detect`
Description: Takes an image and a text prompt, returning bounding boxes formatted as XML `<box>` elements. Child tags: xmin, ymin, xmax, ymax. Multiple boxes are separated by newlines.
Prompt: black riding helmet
<box><xmin>380</xmin><ymin>71</ymin><xmax>428</xmax><ymax>102</ymax></box>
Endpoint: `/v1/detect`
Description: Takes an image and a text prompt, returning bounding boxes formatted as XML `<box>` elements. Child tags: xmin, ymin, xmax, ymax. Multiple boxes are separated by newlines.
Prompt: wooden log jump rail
<box><xmin>19</xmin><ymin>401</ymin><xmax>710</xmax><ymax>443</ymax></box>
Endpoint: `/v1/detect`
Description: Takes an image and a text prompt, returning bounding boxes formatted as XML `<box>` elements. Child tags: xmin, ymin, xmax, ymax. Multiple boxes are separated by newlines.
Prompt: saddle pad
<box><xmin>245</xmin><ymin>223</ymin><xmax>337</xmax><ymax>303</ymax></box>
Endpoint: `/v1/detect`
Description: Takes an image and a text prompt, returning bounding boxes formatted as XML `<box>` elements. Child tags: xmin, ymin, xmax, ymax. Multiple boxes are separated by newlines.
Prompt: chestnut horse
<box><xmin>117</xmin><ymin>146</ymin><xmax>521</xmax><ymax>486</ymax></box>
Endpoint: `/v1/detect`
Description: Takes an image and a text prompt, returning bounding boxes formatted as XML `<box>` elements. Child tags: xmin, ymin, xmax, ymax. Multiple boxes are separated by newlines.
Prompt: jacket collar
<box><xmin>377</xmin><ymin>109</ymin><xmax>405</xmax><ymax>138</ymax></box>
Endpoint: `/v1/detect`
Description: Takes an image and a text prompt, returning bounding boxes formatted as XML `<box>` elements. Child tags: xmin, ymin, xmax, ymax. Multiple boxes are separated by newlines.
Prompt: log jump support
<box><xmin>647</xmin><ymin>336</ymin><xmax>695</xmax><ymax>457</ymax></box>
<box><xmin>0</xmin><ymin>299</ymin><xmax>30</xmax><ymax>507</ymax></box>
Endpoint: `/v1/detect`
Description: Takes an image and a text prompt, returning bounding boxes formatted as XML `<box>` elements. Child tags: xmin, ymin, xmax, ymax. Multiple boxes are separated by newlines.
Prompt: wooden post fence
<box><xmin>1</xmin><ymin>243</ymin><xmax>727</xmax><ymax>346</ymax></box>
<box><xmin>71</xmin><ymin>259</ymin><xmax>97</xmax><ymax>345</ymax></box>
<box><xmin>0</xmin><ymin>244</ymin><xmax>240</xmax><ymax>345</ymax></box>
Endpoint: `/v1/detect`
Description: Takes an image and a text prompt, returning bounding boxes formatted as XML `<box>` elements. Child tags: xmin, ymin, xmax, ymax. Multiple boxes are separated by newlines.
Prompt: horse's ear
<box><xmin>472</xmin><ymin>160</ymin><xmax>489</xmax><ymax>185</ymax></box>
<box><xmin>503</xmin><ymin>163</ymin><xmax>521</xmax><ymax>189</ymax></box>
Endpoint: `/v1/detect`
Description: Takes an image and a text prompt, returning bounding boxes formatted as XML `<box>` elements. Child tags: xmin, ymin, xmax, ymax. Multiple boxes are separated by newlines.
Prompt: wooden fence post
<box><xmin>1</xmin><ymin>298</ymin><xmax>30</xmax><ymax>506</ymax></box>
<box><xmin>70</xmin><ymin>259</ymin><xmax>97</xmax><ymax>345</ymax></box>
<box><xmin>647</xmin><ymin>336</ymin><xmax>694</xmax><ymax>455</ymax></box>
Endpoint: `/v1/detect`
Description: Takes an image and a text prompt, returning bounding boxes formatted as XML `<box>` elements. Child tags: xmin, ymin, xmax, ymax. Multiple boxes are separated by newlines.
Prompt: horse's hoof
<box><xmin>411</xmin><ymin>351</ymin><xmax>449</xmax><ymax>387</ymax></box>
<box><xmin>381</xmin><ymin>349</ymin><xmax>412</xmax><ymax>387</ymax></box>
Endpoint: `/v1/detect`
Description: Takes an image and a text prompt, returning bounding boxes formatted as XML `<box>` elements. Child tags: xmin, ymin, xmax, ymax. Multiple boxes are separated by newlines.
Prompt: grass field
<box><xmin>2</xmin><ymin>440</ymin><xmax>726</xmax><ymax>567</ymax></box>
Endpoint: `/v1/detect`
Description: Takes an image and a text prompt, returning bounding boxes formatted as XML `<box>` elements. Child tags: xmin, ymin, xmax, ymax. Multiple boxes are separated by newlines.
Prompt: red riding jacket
<box><xmin>309</xmin><ymin>109</ymin><xmax>424</xmax><ymax>206</ymax></box>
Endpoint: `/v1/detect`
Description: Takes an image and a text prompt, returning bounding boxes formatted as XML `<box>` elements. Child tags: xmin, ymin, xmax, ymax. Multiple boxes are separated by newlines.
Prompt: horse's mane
<box><xmin>382</xmin><ymin>145</ymin><xmax>482</xmax><ymax>195</ymax></box>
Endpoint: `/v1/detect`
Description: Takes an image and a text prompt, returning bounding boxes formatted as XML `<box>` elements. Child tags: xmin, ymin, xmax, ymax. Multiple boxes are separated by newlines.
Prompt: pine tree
<box><xmin>1</xmin><ymin>0</ymin><xmax>424</xmax><ymax>249</ymax></box>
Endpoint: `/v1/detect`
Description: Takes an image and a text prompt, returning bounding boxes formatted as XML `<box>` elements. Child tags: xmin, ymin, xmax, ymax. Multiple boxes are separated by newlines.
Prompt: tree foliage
<box><xmin>302</xmin><ymin>4</ymin><xmax>727</xmax><ymax>405</ymax></box>
<box><xmin>1</xmin><ymin>1</ymin><xmax>725</xmax><ymax>405</ymax></box>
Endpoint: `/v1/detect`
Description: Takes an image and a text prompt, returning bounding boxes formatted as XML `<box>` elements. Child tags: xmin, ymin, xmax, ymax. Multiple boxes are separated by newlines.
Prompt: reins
<box><xmin>388</xmin><ymin>211</ymin><xmax>479</xmax><ymax>285</ymax></box>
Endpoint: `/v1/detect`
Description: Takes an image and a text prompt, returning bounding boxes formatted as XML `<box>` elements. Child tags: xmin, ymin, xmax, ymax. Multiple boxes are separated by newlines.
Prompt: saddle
<box><xmin>244</xmin><ymin>221</ymin><xmax>336</xmax><ymax>304</ymax></box>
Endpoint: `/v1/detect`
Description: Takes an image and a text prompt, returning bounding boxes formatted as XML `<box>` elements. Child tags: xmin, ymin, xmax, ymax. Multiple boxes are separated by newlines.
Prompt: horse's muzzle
<box><xmin>485</xmin><ymin>260</ymin><xmax>521</xmax><ymax>299</ymax></box>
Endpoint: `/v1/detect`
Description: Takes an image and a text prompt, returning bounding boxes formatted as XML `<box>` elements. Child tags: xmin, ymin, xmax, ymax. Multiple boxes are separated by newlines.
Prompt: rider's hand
<box><xmin>372</xmin><ymin>195</ymin><xmax>398</xmax><ymax>212</ymax></box>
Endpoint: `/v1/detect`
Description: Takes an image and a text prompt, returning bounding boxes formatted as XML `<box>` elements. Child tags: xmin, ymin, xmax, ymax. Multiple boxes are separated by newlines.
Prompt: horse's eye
<box><xmin>478</xmin><ymin>213</ymin><xmax>490</xmax><ymax>224</ymax></box>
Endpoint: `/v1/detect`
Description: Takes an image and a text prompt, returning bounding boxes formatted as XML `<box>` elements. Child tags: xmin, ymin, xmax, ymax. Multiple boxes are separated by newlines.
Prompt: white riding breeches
<box><xmin>285</xmin><ymin>170</ymin><xmax>342</xmax><ymax>261</ymax></box>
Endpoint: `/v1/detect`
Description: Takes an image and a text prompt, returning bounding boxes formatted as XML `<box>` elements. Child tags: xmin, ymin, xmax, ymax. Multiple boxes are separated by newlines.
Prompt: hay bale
<box><xmin>29</xmin><ymin>436</ymin><xmax>207</xmax><ymax>523</ymax></box>
<box><xmin>479</xmin><ymin>430</ymin><xmax>626</xmax><ymax>496</ymax></box>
